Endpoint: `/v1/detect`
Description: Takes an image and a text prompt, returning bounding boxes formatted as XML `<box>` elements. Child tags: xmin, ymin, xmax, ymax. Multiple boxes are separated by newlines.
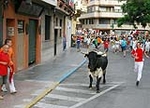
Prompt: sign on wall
<box><xmin>7</xmin><ymin>27</ymin><xmax>14</xmax><ymax>36</ymax></box>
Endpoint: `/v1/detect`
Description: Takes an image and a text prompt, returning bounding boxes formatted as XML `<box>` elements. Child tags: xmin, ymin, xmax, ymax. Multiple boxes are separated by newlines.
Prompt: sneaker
<box><xmin>1</xmin><ymin>85</ymin><xmax>7</xmax><ymax>92</ymax></box>
<box><xmin>10</xmin><ymin>90</ymin><xmax>17</xmax><ymax>94</ymax></box>
<box><xmin>136</xmin><ymin>81</ymin><xmax>139</xmax><ymax>86</ymax></box>
<box><xmin>0</xmin><ymin>95</ymin><xmax>3</xmax><ymax>100</ymax></box>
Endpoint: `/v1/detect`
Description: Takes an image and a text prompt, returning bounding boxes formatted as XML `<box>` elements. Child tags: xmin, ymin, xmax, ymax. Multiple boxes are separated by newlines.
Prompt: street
<box><xmin>33</xmin><ymin>48</ymin><xmax>150</xmax><ymax>108</ymax></box>
<box><xmin>1</xmin><ymin>48</ymin><xmax>150</xmax><ymax>108</ymax></box>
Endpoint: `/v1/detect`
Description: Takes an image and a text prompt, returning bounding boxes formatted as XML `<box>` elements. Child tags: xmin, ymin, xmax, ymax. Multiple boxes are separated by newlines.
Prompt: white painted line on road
<box><xmin>60</xmin><ymin>82</ymin><xmax>123</xmax><ymax>87</ymax></box>
<box><xmin>25</xmin><ymin>80</ymin><xmax>54</xmax><ymax>84</ymax></box>
<box><xmin>56</xmin><ymin>86</ymin><xmax>96</xmax><ymax>95</ymax></box>
<box><xmin>70</xmin><ymin>83</ymin><xmax>123</xmax><ymax>108</ymax></box>
<box><xmin>34</xmin><ymin>102</ymin><xmax>68</xmax><ymax>108</ymax></box>
<box><xmin>14</xmin><ymin>104</ymin><xmax>26</xmax><ymax>108</ymax></box>
<box><xmin>46</xmin><ymin>93</ymin><xmax>86</xmax><ymax>102</ymax></box>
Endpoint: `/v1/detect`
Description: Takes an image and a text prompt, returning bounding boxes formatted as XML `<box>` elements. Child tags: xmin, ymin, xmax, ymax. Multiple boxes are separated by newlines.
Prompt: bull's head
<box><xmin>83</xmin><ymin>51</ymin><xmax>102</xmax><ymax>72</ymax></box>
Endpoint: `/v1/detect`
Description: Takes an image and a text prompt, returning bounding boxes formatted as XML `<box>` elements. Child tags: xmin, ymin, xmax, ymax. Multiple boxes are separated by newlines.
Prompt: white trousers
<box><xmin>134</xmin><ymin>61</ymin><xmax>144</xmax><ymax>81</ymax></box>
<box><xmin>7</xmin><ymin>68</ymin><xmax>16</xmax><ymax>92</ymax></box>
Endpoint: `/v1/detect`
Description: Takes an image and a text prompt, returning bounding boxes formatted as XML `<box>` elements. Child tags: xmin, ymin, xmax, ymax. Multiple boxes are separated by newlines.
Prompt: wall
<box><xmin>3</xmin><ymin>1</ymin><xmax>41</xmax><ymax>71</ymax></box>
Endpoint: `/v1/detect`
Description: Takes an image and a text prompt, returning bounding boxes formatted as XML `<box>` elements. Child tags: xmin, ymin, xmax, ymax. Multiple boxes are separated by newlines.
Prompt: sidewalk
<box><xmin>0</xmin><ymin>48</ymin><xmax>86</xmax><ymax>108</ymax></box>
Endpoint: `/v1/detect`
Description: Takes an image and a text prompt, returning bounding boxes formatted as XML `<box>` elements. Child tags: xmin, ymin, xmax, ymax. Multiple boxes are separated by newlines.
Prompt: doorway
<box><xmin>28</xmin><ymin>19</ymin><xmax>38</xmax><ymax>65</ymax></box>
<box><xmin>54</xmin><ymin>29</ymin><xmax>58</xmax><ymax>56</ymax></box>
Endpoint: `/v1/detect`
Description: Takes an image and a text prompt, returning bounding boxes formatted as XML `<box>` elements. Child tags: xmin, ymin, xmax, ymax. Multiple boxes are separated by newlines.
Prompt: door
<box><xmin>54</xmin><ymin>29</ymin><xmax>58</xmax><ymax>56</ymax></box>
<box><xmin>17</xmin><ymin>20</ymin><xmax>25</xmax><ymax>70</ymax></box>
<box><xmin>28</xmin><ymin>19</ymin><xmax>37</xmax><ymax>65</ymax></box>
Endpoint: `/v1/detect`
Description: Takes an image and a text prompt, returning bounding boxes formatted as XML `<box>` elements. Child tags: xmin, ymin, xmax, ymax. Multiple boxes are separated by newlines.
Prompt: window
<box><xmin>60</xmin><ymin>19</ymin><xmax>62</xmax><ymax>27</ymax></box>
<box><xmin>89</xmin><ymin>19</ymin><xmax>94</xmax><ymax>24</ymax></box>
<box><xmin>80</xmin><ymin>19</ymin><xmax>85</xmax><ymax>24</ymax></box>
<box><xmin>99</xmin><ymin>18</ymin><xmax>110</xmax><ymax>24</ymax></box>
<box><xmin>86</xmin><ymin>19</ymin><xmax>88</xmax><ymax>24</ymax></box>
<box><xmin>99</xmin><ymin>7</ymin><xmax>106</xmax><ymax>12</ymax></box>
<box><xmin>18</xmin><ymin>20</ymin><xmax>24</xmax><ymax>33</ymax></box>
<box><xmin>95</xmin><ymin>6</ymin><xmax>99</xmax><ymax>12</ymax></box>
<box><xmin>92</xmin><ymin>7</ymin><xmax>95</xmax><ymax>12</ymax></box>
<box><xmin>56</xmin><ymin>18</ymin><xmax>58</xmax><ymax>26</ymax></box>
<box><xmin>45</xmin><ymin>15</ymin><xmax>51</xmax><ymax>40</ymax></box>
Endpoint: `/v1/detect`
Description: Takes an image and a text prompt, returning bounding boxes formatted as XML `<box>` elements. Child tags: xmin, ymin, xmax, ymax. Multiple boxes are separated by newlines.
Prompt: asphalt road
<box><xmin>33</xmin><ymin>49</ymin><xmax>150</xmax><ymax>108</ymax></box>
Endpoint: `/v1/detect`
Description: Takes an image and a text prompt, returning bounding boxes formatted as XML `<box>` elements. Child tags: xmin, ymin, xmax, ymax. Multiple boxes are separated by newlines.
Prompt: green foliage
<box><xmin>117</xmin><ymin>0</ymin><xmax>150</xmax><ymax>28</ymax></box>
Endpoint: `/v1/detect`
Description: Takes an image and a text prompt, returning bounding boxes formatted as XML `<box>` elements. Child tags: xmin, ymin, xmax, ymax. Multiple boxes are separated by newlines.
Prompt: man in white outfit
<box><xmin>131</xmin><ymin>42</ymin><xmax>149</xmax><ymax>86</ymax></box>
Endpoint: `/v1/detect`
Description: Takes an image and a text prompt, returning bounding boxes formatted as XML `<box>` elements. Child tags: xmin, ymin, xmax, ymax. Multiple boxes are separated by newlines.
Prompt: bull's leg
<box><xmin>103</xmin><ymin>70</ymin><xmax>106</xmax><ymax>84</ymax></box>
<box><xmin>89</xmin><ymin>75</ymin><xmax>93</xmax><ymax>89</ymax></box>
<box><xmin>96</xmin><ymin>76</ymin><xmax>101</xmax><ymax>93</ymax></box>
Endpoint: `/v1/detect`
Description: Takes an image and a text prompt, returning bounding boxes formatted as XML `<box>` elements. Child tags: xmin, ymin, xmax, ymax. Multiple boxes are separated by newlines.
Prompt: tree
<box><xmin>117</xmin><ymin>0</ymin><xmax>150</xmax><ymax>28</ymax></box>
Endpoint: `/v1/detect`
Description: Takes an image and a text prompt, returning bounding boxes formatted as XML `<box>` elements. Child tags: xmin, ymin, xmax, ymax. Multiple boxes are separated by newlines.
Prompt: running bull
<box><xmin>83</xmin><ymin>51</ymin><xmax>108</xmax><ymax>93</ymax></box>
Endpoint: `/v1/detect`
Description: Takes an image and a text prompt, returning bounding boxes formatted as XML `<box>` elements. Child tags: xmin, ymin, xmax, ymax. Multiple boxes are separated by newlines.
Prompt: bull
<box><xmin>83</xmin><ymin>50</ymin><xmax>108</xmax><ymax>93</ymax></box>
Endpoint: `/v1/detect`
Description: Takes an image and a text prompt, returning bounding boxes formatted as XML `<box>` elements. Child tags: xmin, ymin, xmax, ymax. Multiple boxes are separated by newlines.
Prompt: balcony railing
<box><xmin>81</xmin><ymin>24</ymin><xmax>150</xmax><ymax>30</ymax></box>
<box><xmin>88</xmin><ymin>0</ymin><xmax>126</xmax><ymax>6</ymax></box>
<box><xmin>79</xmin><ymin>12</ymin><xmax>124</xmax><ymax>19</ymax></box>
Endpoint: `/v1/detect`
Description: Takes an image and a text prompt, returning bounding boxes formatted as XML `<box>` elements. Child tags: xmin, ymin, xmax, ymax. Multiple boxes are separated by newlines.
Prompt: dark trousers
<box><xmin>2</xmin><ymin>75</ymin><xmax>7</xmax><ymax>85</ymax></box>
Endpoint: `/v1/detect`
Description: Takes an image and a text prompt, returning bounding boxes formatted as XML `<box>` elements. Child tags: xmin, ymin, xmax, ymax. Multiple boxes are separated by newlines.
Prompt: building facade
<box><xmin>77</xmin><ymin>0</ymin><xmax>150</xmax><ymax>35</ymax></box>
<box><xmin>0</xmin><ymin>0</ymin><xmax>74</xmax><ymax>71</ymax></box>
<box><xmin>41</xmin><ymin>0</ymin><xmax>75</xmax><ymax>62</ymax></box>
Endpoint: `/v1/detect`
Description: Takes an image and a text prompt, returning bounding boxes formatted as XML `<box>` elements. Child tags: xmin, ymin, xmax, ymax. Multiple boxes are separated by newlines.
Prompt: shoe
<box><xmin>136</xmin><ymin>81</ymin><xmax>139</xmax><ymax>86</ymax></box>
<box><xmin>10</xmin><ymin>90</ymin><xmax>17</xmax><ymax>94</ymax></box>
<box><xmin>0</xmin><ymin>95</ymin><xmax>3</xmax><ymax>100</ymax></box>
<box><xmin>1</xmin><ymin>85</ymin><xmax>7</xmax><ymax>92</ymax></box>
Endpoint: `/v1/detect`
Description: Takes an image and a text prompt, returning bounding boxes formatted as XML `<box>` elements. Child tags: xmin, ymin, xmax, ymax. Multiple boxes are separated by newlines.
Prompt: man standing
<box><xmin>131</xmin><ymin>42</ymin><xmax>149</xmax><ymax>86</ymax></box>
<box><xmin>63</xmin><ymin>34</ymin><xmax>66</xmax><ymax>51</ymax></box>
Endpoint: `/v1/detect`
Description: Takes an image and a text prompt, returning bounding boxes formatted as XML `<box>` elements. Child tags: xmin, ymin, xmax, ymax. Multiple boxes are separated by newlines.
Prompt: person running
<box><xmin>113</xmin><ymin>37</ymin><xmax>120</xmax><ymax>53</ymax></box>
<box><xmin>144</xmin><ymin>39</ymin><xmax>150</xmax><ymax>55</ymax></box>
<box><xmin>86</xmin><ymin>35</ymin><xmax>91</xmax><ymax>49</ymax></box>
<box><xmin>131</xmin><ymin>42</ymin><xmax>149</xmax><ymax>86</ymax></box>
<box><xmin>120</xmin><ymin>37</ymin><xmax>127</xmax><ymax>57</ymax></box>
<box><xmin>103</xmin><ymin>38</ymin><xmax>109</xmax><ymax>52</ymax></box>
<box><xmin>0</xmin><ymin>44</ymin><xmax>10</xmax><ymax>99</ymax></box>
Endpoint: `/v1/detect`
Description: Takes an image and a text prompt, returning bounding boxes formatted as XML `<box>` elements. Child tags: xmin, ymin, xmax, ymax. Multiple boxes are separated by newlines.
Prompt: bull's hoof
<box><xmin>89</xmin><ymin>85</ymin><xmax>92</xmax><ymax>89</ymax></box>
<box><xmin>96</xmin><ymin>90</ymin><xmax>100</xmax><ymax>93</ymax></box>
<box><xmin>103</xmin><ymin>80</ymin><xmax>106</xmax><ymax>84</ymax></box>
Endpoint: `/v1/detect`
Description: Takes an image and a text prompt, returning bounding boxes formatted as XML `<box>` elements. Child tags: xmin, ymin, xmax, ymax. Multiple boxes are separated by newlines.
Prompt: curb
<box><xmin>25</xmin><ymin>59</ymin><xmax>87</xmax><ymax>108</ymax></box>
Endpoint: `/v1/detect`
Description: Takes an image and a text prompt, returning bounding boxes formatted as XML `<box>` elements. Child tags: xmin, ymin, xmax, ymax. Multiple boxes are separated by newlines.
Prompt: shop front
<box><xmin>3</xmin><ymin>0</ymin><xmax>42</xmax><ymax>71</ymax></box>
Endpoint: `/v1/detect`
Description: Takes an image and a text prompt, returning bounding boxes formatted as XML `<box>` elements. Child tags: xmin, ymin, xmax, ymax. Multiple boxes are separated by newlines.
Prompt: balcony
<box><xmin>81</xmin><ymin>23</ymin><xmax>150</xmax><ymax>31</ymax></box>
<box><xmin>79</xmin><ymin>11</ymin><xmax>124</xmax><ymax>19</ymax></box>
<box><xmin>88</xmin><ymin>0</ymin><xmax>126</xmax><ymax>6</ymax></box>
